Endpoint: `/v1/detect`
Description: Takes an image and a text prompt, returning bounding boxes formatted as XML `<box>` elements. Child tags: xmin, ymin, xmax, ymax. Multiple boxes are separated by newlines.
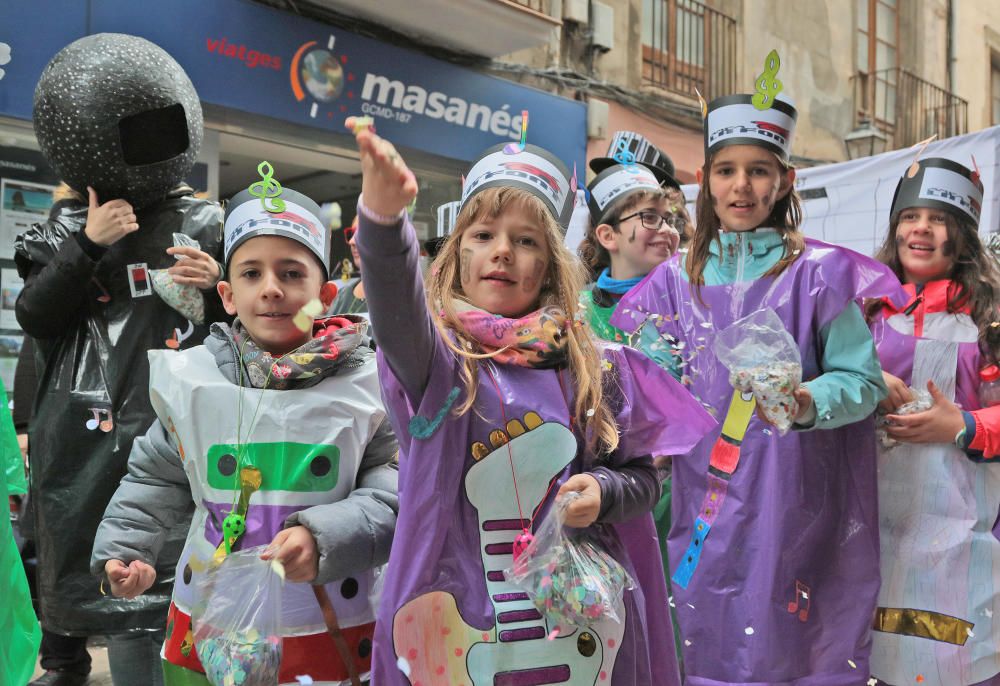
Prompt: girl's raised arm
<box><xmin>349</xmin><ymin>120</ymin><xmax>437</xmax><ymax>400</ymax></box>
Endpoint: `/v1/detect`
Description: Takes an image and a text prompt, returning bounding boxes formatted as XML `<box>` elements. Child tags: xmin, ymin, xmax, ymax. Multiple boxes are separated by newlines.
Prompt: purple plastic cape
<box><xmin>371</xmin><ymin>337</ymin><xmax>716</xmax><ymax>686</ymax></box>
<box><xmin>612</xmin><ymin>239</ymin><xmax>902</xmax><ymax>686</ymax></box>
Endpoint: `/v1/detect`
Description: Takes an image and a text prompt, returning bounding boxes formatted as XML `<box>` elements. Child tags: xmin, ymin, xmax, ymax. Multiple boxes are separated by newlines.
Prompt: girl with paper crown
<box><xmin>91</xmin><ymin>165</ymin><xmax>400</xmax><ymax>686</ymax></box>
<box><xmin>866</xmin><ymin>157</ymin><xmax>1000</xmax><ymax>686</ymax></box>
<box><xmin>611</xmin><ymin>64</ymin><xmax>903</xmax><ymax>684</ymax></box>
<box><xmin>345</xmin><ymin>117</ymin><xmax>716</xmax><ymax>685</ymax></box>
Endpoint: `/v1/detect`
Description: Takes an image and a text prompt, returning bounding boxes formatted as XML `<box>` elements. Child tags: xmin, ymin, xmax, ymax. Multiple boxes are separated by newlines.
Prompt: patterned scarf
<box><xmin>231</xmin><ymin>315</ymin><xmax>366</xmax><ymax>389</ymax></box>
<box><xmin>453</xmin><ymin>302</ymin><xmax>569</xmax><ymax>368</ymax></box>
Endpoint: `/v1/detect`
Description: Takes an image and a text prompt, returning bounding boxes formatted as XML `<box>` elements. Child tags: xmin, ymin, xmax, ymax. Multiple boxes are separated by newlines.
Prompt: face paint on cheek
<box><xmin>522</xmin><ymin>258</ymin><xmax>545</xmax><ymax>294</ymax></box>
<box><xmin>460</xmin><ymin>249</ymin><xmax>472</xmax><ymax>285</ymax></box>
<box><xmin>629</xmin><ymin>226</ymin><xmax>637</xmax><ymax>243</ymax></box>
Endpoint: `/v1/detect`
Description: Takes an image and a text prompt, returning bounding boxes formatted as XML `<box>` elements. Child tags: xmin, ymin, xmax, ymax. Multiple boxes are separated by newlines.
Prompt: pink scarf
<box><xmin>453</xmin><ymin>303</ymin><xmax>568</xmax><ymax>368</ymax></box>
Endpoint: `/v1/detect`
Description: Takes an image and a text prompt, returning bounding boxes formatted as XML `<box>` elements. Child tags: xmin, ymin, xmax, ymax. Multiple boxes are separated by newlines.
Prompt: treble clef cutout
<box><xmin>752</xmin><ymin>49</ymin><xmax>783</xmax><ymax>111</ymax></box>
<box><xmin>248</xmin><ymin>161</ymin><xmax>286</xmax><ymax>213</ymax></box>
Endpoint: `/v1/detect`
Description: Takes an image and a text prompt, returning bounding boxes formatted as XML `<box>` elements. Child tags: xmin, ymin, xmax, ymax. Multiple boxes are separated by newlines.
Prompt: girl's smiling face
<box><xmin>458</xmin><ymin>205</ymin><xmax>550</xmax><ymax>318</ymax></box>
<box><xmin>701</xmin><ymin>145</ymin><xmax>794</xmax><ymax>232</ymax></box>
<box><xmin>895</xmin><ymin>206</ymin><xmax>956</xmax><ymax>284</ymax></box>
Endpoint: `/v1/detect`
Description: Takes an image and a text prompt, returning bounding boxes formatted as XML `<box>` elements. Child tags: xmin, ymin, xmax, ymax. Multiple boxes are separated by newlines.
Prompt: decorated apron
<box><xmin>371</xmin><ymin>341</ymin><xmax>715</xmax><ymax>685</ymax></box>
<box><xmin>870</xmin><ymin>287</ymin><xmax>1000</xmax><ymax>686</ymax></box>
<box><xmin>148</xmin><ymin>346</ymin><xmax>384</xmax><ymax>685</ymax></box>
<box><xmin>613</xmin><ymin>239</ymin><xmax>900</xmax><ymax>685</ymax></box>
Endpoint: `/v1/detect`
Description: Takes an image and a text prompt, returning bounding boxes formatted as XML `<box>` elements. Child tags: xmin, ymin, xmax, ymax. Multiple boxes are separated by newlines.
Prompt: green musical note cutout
<box><xmin>248</xmin><ymin>160</ymin><xmax>286</xmax><ymax>213</ymax></box>
<box><xmin>751</xmin><ymin>50</ymin><xmax>783</xmax><ymax>111</ymax></box>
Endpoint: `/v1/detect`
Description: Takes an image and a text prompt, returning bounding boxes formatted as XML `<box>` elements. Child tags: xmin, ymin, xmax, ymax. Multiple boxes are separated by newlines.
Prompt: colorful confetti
<box><xmin>292</xmin><ymin>298</ymin><xmax>324</xmax><ymax>332</ymax></box>
<box><xmin>503</xmin><ymin>110</ymin><xmax>529</xmax><ymax>154</ymax></box>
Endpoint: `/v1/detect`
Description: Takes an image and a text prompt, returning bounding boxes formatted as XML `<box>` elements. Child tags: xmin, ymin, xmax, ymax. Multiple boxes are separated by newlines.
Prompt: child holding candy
<box><xmin>91</xmin><ymin>168</ymin><xmax>399</xmax><ymax>686</ymax></box>
<box><xmin>347</xmin><ymin>118</ymin><xmax>715</xmax><ymax>685</ymax></box>
<box><xmin>612</xmin><ymin>80</ymin><xmax>899</xmax><ymax>684</ymax></box>
<box><xmin>866</xmin><ymin>157</ymin><xmax>1000</xmax><ymax>686</ymax></box>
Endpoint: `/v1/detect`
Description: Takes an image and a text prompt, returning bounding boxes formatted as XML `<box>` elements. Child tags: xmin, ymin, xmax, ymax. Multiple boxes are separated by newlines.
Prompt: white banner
<box><xmin>678</xmin><ymin>125</ymin><xmax>1000</xmax><ymax>256</ymax></box>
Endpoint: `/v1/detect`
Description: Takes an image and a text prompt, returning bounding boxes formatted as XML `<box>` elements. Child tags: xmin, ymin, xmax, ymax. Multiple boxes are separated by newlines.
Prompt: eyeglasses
<box><xmin>616</xmin><ymin>210</ymin><xmax>687</xmax><ymax>232</ymax></box>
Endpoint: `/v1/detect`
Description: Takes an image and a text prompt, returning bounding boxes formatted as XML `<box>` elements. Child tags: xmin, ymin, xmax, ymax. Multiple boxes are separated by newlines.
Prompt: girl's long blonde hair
<box><xmin>427</xmin><ymin>186</ymin><xmax>620</xmax><ymax>456</ymax></box>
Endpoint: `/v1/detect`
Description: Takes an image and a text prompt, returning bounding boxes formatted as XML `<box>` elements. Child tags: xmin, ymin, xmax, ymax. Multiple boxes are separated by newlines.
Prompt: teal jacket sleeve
<box><xmin>796</xmin><ymin>302</ymin><xmax>887</xmax><ymax>431</ymax></box>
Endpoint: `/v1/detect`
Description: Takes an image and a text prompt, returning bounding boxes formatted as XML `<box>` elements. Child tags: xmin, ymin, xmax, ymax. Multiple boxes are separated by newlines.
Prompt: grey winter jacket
<box><xmin>91</xmin><ymin>323</ymin><xmax>399</xmax><ymax>586</ymax></box>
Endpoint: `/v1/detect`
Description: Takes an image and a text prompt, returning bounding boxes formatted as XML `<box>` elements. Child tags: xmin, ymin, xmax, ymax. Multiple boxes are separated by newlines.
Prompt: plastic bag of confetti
<box><xmin>503</xmin><ymin>492</ymin><xmax>633</xmax><ymax>633</ymax></box>
<box><xmin>149</xmin><ymin>233</ymin><xmax>207</xmax><ymax>324</ymax></box>
<box><xmin>192</xmin><ymin>546</ymin><xmax>284</xmax><ymax>686</ymax></box>
<box><xmin>714</xmin><ymin>308</ymin><xmax>803</xmax><ymax>435</ymax></box>
<box><xmin>876</xmin><ymin>387</ymin><xmax>933</xmax><ymax>450</ymax></box>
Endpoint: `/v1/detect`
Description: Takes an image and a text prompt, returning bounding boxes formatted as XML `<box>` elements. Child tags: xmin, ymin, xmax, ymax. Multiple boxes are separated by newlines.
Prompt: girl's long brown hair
<box><xmin>866</xmin><ymin>211</ymin><xmax>1000</xmax><ymax>360</ymax></box>
<box><xmin>427</xmin><ymin>187</ymin><xmax>620</xmax><ymax>456</ymax></box>
<box><xmin>685</xmin><ymin>151</ymin><xmax>804</xmax><ymax>299</ymax></box>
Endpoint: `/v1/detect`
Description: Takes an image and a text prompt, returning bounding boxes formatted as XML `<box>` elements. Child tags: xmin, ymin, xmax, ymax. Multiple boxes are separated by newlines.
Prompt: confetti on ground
<box><xmin>847</xmin><ymin>659</ymin><xmax>856</xmax><ymax>669</ymax></box>
<box><xmin>295</xmin><ymin>677</ymin><xmax>314</xmax><ymax>685</ymax></box>
<box><xmin>397</xmin><ymin>656</ymin><xmax>411</xmax><ymax>677</ymax></box>
<box><xmin>916</xmin><ymin>676</ymin><xmax>924</xmax><ymax>683</ymax></box>
<box><xmin>744</xmin><ymin>627</ymin><xmax>754</xmax><ymax>635</ymax></box>
<box><xmin>684</xmin><ymin>639</ymin><xmax>691</xmax><ymax>647</ymax></box>
<box><xmin>986</xmin><ymin>608</ymin><xmax>994</xmax><ymax>618</ymax></box>
<box><xmin>868</xmin><ymin>680</ymin><xmax>878</xmax><ymax>686</ymax></box>
<box><xmin>686</xmin><ymin>603</ymin><xmax>695</xmax><ymax>609</ymax></box>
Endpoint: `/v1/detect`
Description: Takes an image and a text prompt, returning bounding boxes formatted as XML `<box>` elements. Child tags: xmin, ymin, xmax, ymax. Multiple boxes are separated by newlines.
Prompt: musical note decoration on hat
<box><xmin>752</xmin><ymin>50</ymin><xmax>784</xmax><ymax>111</ymax></box>
<box><xmin>248</xmin><ymin>161</ymin><xmax>286</xmax><ymax>213</ymax></box>
<box><xmin>504</xmin><ymin>111</ymin><xmax>529</xmax><ymax>154</ymax></box>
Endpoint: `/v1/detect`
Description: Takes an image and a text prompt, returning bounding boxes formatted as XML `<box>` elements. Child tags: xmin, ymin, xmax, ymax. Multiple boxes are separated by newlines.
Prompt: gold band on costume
<box><xmin>873</xmin><ymin>607</ymin><xmax>974</xmax><ymax>646</ymax></box>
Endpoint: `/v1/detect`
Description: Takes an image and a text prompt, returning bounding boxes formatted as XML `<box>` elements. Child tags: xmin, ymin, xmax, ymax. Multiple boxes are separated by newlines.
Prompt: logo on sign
<box><xmin>290</xmin><ymin>35</ymin><xmax>357</xmax><ymax>119</ymax></box>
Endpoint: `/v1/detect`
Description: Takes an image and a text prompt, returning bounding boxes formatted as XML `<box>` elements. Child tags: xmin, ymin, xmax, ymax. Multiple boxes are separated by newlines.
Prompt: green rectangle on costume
<box><xmin>206</xmin><ymin>442</ymin><xmax>340</xmax><ymax>492</ymax></box>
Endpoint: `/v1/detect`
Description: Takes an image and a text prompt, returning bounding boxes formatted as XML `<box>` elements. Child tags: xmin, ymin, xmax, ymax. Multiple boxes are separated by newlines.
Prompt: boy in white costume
<box><xmin>91</xmin><ymin>165</ymin><xmax>398</xmax><ymax>685</ymax></box>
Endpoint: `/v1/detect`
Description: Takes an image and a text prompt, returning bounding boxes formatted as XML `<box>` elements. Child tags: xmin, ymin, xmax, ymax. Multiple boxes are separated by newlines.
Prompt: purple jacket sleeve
<box><xmin>592</xmin><ymin>457</ymin><xmax>660</xmax><ymax>524</ymax></box>
<box><xmin>355</xmin><ymin>211</ymin><xmax>440</xmax><ymax>403</ymax></box>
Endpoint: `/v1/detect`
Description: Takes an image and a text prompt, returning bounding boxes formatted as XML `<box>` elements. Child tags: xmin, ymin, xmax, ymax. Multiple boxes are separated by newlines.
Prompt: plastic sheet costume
<box><xmin>14</xmin><ymin>33</ymin><xmax>225</xmax><ymax>635</ymax></box>
<box><xmin>1</xmin><ymin>379</ymin><xmax>41</xmax><ymax>686</ymax></box>
<box><xmin>613</xmin><ymin>240</ymin><xmax>901</xmax><ymax>685</ymax></box>
<box><xmin>358</xmin><ymin>141</ymin><xmax>717</xmax><ymax>685</ymax></box>
<box><xmin>868</xmin><ymin>157</ymin><xmax>1000</xmax><ymax>686</ymax></box>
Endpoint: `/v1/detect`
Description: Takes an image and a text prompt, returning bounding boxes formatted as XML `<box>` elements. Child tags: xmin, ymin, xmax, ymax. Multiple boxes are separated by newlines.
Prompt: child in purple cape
<box><xmin>346</xmin><ymin>118</ymin><xmax>716</xmax><ymax>685</ymax></box>
<box><xmin>612</xmin><ymin>90</ymin><xmax>900</xmax><ymax>685</ymax></box>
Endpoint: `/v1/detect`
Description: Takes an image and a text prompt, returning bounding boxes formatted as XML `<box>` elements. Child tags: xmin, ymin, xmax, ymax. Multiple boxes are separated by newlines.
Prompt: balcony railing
<box><xmin>641</xmin><ymin>0</ymin><xmax>736</xmax><ymax>100</ymax></box>
<box><xmin>853</xmin><ymin>67</ymin><xmax>968</xmax><ymax>148</ymax></box>
<box><xmin>506</xmin><ymin>0</ymin><xmax>548</xmax><ymax>13</ymax></box>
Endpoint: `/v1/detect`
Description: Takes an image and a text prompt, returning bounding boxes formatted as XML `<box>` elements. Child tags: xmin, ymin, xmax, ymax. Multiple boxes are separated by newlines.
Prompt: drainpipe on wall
<box><xmin>946</xmin><ymin>0</ymin><xmax>955</xmax><ymax>94</ymax></box>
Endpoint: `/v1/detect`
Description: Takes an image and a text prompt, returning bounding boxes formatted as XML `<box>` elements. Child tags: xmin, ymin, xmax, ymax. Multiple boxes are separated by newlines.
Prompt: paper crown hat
<box><xmin>586</xmin><ymin>163</ymin><xmax>662</xmax><ymax>224</ymax></box>
<box><xmin>889</xmin><ymin>157</ymin><xmax>984</xmax><ymax>226</ymax></box>
<box><xmin>704</xmin><ymin>94</ymin><xmax>798</xmax><ymax>161</ymax></box>
<box><xmin>460</xmin><ymin>143</ymin><xmax>575</xmax><ymax>229</ymax></box>
<box><xmin>589</xmin><ymin>131</ymin><xmax>680</xmax><ymax>189</ymax></box>
<box><xmin>224</xmin><ymin>162</ymin><xmax>329</xmax><ymax>276</ymax></box>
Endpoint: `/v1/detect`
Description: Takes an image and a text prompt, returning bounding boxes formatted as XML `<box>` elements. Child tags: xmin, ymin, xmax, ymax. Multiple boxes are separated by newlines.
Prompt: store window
<box><xmin>855</xmin><ymin>0</ymin><xmax>898</xmax><ymax>126</ymax></box>
<box><xmin>992</xmin><ymin>54</ymin><xmax>1000</xmax><ymax>127</ymax></box>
